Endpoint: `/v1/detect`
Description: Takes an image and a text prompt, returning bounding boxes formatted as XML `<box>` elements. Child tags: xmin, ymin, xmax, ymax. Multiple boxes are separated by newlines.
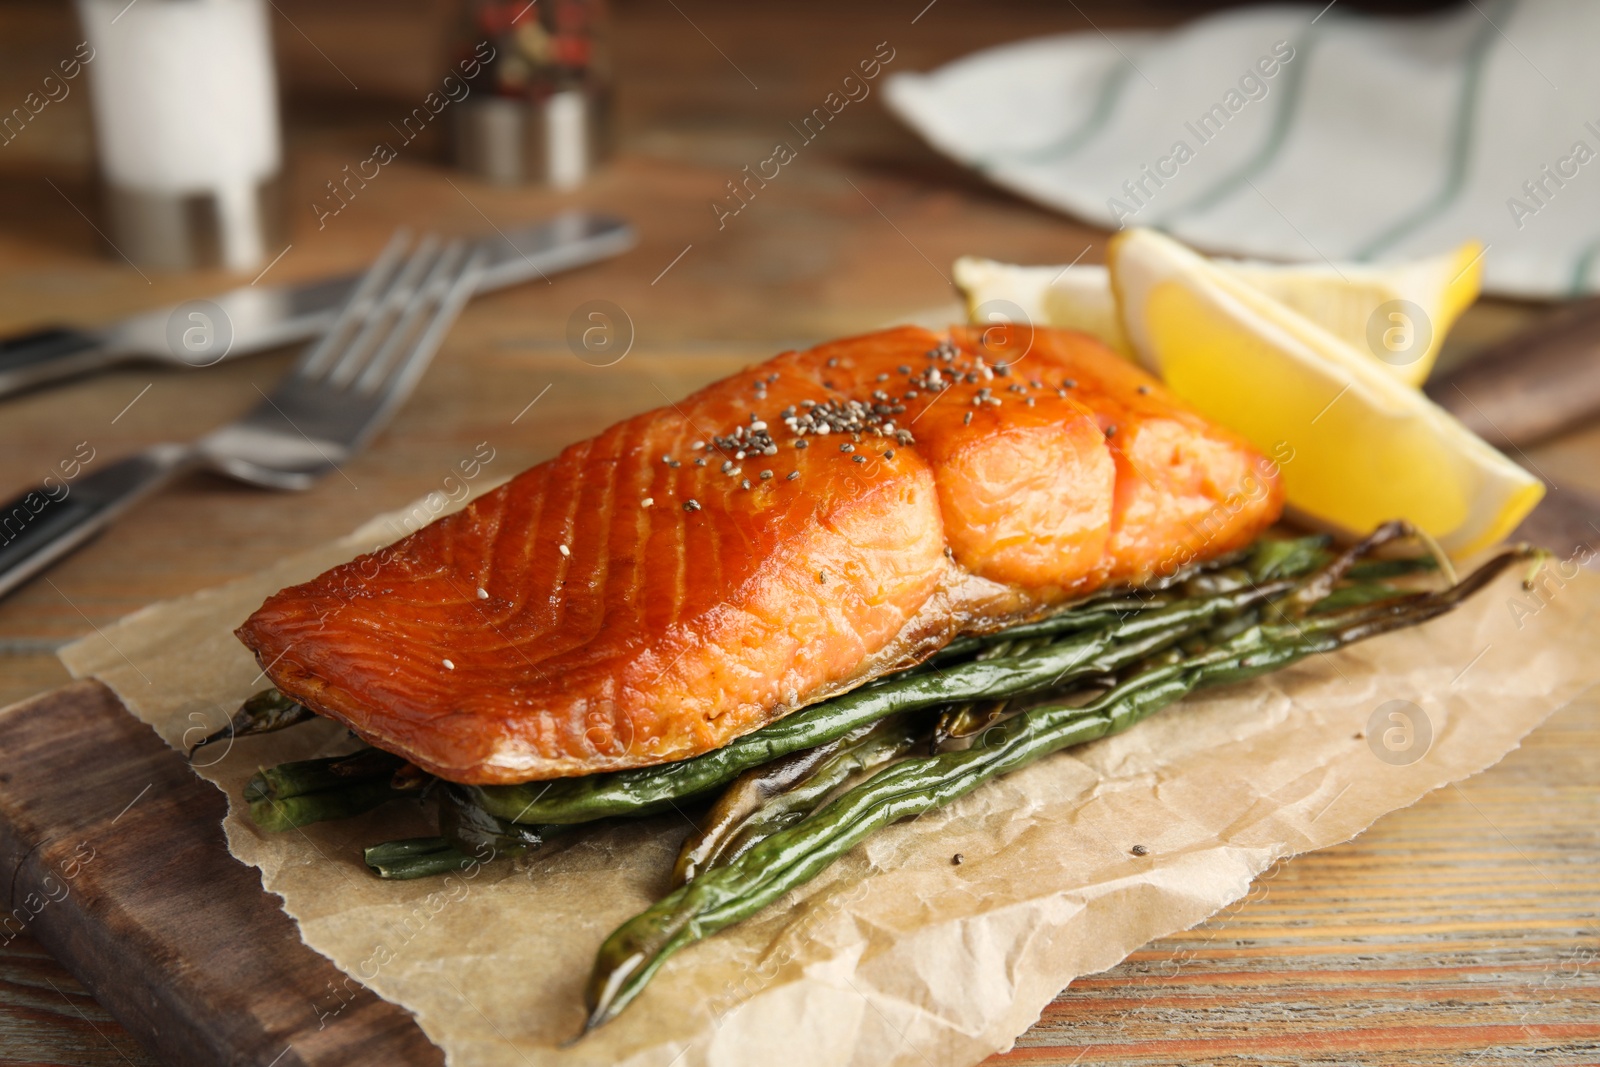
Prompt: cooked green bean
<box><xmin>249</xmin><ymin>783</ymin><xmax>403</xmax><ymax>834</ymax></box>
<box><xmin>189</xmin><ymin>688</ymin><xmax>316</xmax><ymax>758</ymax></box>
<box><xmin>1344</xmin><ymin>556</ymin><xmax>1439</xmax><ymax>581</ymax></box>
<box><xmin>437</xmin><ymin>785</ymin><xmax>555</xmax><ymax>855</ymax></box>
<box><xmin>1276</xmin><ymin>520</ymin><xmax>1410</xmax><ymax>614</ymax></box>
<box><xmin>580</xmin><ymin>542</ymin><xmax>1526</xmax><ymax>1031</ymax></box>
<box><xmin>1307</xmin><ymin>583</ymin><xmax>1405</xmax><ymax>614</ymax></box>
<box><xmin>672</xmin><ymin>731</ymin><xmax>860</xmax><ymax>886</ymax></box>
<box><xmin>244</xmin><ymin>747</ymin><xmax>402</xmax><ymax>800</ymax></box>
<box><xmin>930</xmin><ymin>698</ymin><xmax>1010</xmax><ymax>750</ymax></box>
<box><xmin>676</xmin><ymin>718</ymin><xmax>926</xmax><ymax>886</ymax></box>
<box><xmin>364</xmin><ymin>837</ymin><xmax>478</xmax><ymax>880</ymax></box>
<box><xmin>245</xmin><ymin>748</ymin><xmax>421</xmax><ymax>832</ymax></box>
<box><xmin>360</xmin><ymin>789</ymin><xmax>563</xmax><ymax>880</ymax></box>
<box><xmin>1242</xmin><ymin>533</ymin><xmax>1334</xmax><ymax>582</ymax></box>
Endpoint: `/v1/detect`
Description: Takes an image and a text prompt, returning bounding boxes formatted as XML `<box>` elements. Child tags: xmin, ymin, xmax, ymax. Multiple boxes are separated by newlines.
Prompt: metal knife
<box><xmin>0</xmin><ymin>211</ymin><xmax>636</xmax><ymax>399</ymax></box>
<box><xmin>1427</xmin><ymin>297</ymin><xmax>1600</xmax><ymax>561</ymax></box>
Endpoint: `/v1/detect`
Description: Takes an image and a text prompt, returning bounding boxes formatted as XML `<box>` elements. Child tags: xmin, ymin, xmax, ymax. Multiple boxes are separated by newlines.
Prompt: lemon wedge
<box><xmin>954</xmin><ymin>257</ymin><xmax>1132</xmax><ymax>356</ymax></box>
<box><xmin>955</xmin><ymin>241</ymin><xmax>1483</xmax><ymax>387</ymax></box>
<box><xmin>1107</xmin><ymin>228</ymin><xmax>1540</xmax><ymax>557</ymax></box>
<box><xmin>1222</xmin><ymin>243</ymin><xmax>1483</xmax><ymax>388</ymax></box>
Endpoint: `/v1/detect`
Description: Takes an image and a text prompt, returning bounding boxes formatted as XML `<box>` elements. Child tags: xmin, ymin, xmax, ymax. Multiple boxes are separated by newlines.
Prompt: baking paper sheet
<box><xmin>60</xmin><ymin>499</ymin><xmax>1600</xmax><ymax>1066</ymax></box>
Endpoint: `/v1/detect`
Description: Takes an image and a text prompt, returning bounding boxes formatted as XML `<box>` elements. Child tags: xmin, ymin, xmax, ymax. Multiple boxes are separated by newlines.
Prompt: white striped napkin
<box><xmin>883</xmin><ymin>0</ymin><xmax>1600</xmax><ymax>299</ymax></box>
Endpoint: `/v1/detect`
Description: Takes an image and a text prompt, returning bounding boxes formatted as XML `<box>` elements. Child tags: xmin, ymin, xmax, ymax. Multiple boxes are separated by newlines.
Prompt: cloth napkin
<box><xmin>884</xmin><ymin>0</ymin><xmax>1600</xmax><ymax>299</ymax></box>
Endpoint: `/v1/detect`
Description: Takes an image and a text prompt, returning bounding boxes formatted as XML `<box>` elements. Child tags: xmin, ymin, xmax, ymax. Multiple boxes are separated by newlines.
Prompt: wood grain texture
<box><xmin>0</xmin><ymin>932</ymin><xmax>154</xmax><ymax>1067</ymax></box>
<box><xmin>0</xmin><ymin>681</ymin><xmax>442</xmax><ymax>1067</ymax></box>
<box><xmin>1000</xmin><ymin>692</ymin><xmax>1600</xmax><ymax>1066</ymax></box>
<box><xmin>0</xmin><ymin>0</ymin><xmax>1596</xmax><ymax>1064</ymax></box>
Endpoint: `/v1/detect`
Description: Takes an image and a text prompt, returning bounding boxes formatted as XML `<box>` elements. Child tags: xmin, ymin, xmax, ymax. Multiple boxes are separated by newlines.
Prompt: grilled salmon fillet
<box><xmin>237</xmin><ymin>326</ymin><xmax>1283</xmax><ymax>784</ymax></box>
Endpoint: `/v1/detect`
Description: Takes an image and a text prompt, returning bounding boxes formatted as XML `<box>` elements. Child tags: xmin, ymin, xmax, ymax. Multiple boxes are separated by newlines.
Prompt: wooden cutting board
<box><xmin>0</xmin><ymin>680</ymin><xmax>443</xmax><ymax>1067</ymax></box>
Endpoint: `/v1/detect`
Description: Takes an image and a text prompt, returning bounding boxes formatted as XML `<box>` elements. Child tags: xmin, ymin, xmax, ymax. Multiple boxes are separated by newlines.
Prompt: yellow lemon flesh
<box><xmin>955</xmin><ymin>241</ymin><xmax>1483</xmax><ymax>387</ymax></box>
<box><xmin>1223</xmin><ymin>243</ymin><xmax>1483</xmax><ymax>387</ymax></box>
<box><xmin>1108</xmin><ymin>228</ymin><xmax>1540</xmax><ymax>557</ymax></box>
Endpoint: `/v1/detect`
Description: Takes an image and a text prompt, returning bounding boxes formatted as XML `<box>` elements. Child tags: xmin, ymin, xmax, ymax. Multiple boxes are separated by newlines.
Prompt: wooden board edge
<box><xmin>0</xmin><ymin>680</ymin><xmax>444</xmax><ymax>1066</ymax></box>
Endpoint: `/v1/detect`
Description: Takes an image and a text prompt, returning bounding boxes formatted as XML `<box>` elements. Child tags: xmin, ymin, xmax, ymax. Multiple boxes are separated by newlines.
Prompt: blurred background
<box><xmin>1</xmin><ymin>0</ymin><xmax>1485</xmax><ymax>328</ymax></box>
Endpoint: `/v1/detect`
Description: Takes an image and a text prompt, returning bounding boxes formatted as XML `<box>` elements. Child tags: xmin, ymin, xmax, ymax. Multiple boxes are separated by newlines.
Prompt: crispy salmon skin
<box><xmin>236</xmin><ymin>326</ymin><xmax>1283</xmax><ymax>784</ymax></box>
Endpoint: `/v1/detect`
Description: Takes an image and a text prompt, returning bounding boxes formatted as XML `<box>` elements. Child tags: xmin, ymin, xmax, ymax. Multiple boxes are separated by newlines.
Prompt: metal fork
<box><xmin>0</xmin><ymin>232</ymin><xmax>486</xmax><ymax>601</ymax></box>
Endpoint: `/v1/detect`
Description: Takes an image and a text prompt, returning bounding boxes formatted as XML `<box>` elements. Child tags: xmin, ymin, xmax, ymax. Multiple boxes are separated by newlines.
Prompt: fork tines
<box><xmin>295</xmin><ymin>232</ymin><xmax>486</xmax><ymax>397</ymax></box>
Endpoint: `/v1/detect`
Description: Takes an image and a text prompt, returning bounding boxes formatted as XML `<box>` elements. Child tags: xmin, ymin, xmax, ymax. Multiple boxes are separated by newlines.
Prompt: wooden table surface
<box><xmin>1</xmin><ymin>1</ymin><xmax>1596</xmax><ymax>1064</ymax></box>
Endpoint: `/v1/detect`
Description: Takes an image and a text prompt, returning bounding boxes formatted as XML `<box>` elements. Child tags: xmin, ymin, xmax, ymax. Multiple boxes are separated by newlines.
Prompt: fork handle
<box><xmin>0</xmin><ymin>445</ymin><xmax>192</xmax><ymax>602</ymax></box>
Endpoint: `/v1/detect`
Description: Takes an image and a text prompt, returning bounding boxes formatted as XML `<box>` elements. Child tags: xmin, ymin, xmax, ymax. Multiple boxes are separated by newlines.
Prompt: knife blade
<box><xmin>1509</xmin><ymin>485</ymin><xmax>1600</xmax><ymax>562</ymax></box>
<box><xmin>0</xmin><ymin>211</ymin><xmax>635</xmax><ymax>399</ymax></box>
<box><xmin>1425</xmin><ymin>294</ymin><xmax>1600</xmax><ymax>451</ymax></box>
<box><xmin>1427</xmin><ymin>297</ymin><xmax>1600</xmax><ymax>563</ymax></box>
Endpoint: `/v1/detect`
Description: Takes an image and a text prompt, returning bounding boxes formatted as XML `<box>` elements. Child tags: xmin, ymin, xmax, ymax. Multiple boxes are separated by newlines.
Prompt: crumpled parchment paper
<box><xmin>60</xmin><ymin>496</ymin><xmax>1600</xmax><ymax>1067</ymax></box>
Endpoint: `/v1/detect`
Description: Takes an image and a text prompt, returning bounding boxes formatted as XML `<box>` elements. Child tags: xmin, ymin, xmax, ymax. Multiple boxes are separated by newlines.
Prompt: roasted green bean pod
<box><xmin>189</xmin><ymin>687</ymin><xmax>316</xmax><ymax>758</ymax></box>
<box><xmin>674</xmin><ymin>717</ymin><xmax>926</xmax><ymax>886</ymax></box>
<box><xmin>364</xmin><ymin>838</ymin><xmax>481</xmax><ymax>880</ymax></box>
<box><xmin>245</xmin><ymin>748</ymin><xmax>424</xmax><ymax>832</ymax></box>
<box><xmin>579</xmin><ymin>542</ymin><xmax>1527</xmax><ymax>1031</ymax></box>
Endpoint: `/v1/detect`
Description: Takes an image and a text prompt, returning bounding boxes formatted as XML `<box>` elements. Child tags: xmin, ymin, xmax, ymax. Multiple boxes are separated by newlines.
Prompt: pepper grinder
<box><xmin>452</xmin><ymin>0</ymin><xmax>612</xmax><ymax>188</ymax></box>
<box><xmin>75</xmin><ymin>0</ymin><xmax>285</xmax><ymax>272</ymax></box>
